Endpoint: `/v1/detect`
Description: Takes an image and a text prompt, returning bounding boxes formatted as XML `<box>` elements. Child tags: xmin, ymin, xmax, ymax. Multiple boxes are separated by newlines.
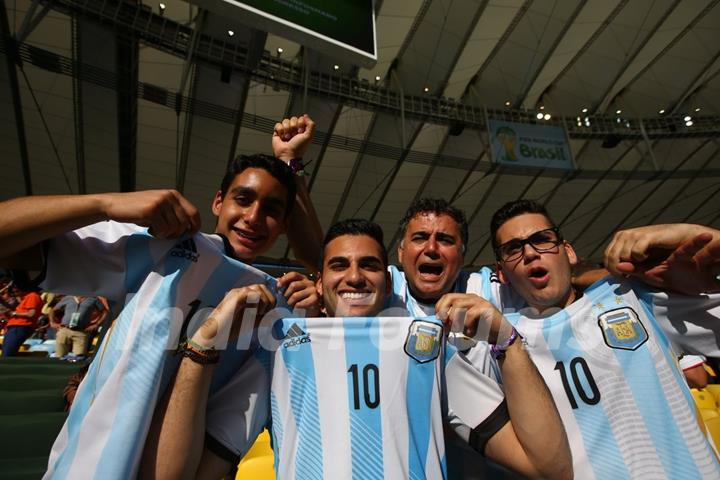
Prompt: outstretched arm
<box><xmin>0</xmin><ymin>190</ymin><xmax>201</xmax><ymax>266</ymax></box>
<box><xmin>437</xmin><ymin>294</ymin><xmax>572</xmax><ymax>479</ymax></box>
<box><xmin>604</xmin><ymin>223</ymin><xmax>720</xmax><ymax>294</ymax></box>
<box><xmin>272</xmin><ymin>115</ymin><xmax>323</xmax><ymax>274</ymax></box>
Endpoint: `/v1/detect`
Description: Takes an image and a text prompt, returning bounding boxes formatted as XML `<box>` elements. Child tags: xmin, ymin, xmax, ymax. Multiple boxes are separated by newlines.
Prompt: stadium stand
<box><xmin>0</xmin><ymin>357</ymin><xmax>81</xmax><ymax>480</ymax></box>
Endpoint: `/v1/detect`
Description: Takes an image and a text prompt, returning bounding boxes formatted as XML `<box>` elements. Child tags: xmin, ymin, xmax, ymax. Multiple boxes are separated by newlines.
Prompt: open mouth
<box><xmin>418</xmin><ymin>264</ymin><xmax>444</xmax><ymax>276</ymax></box>
<box><xmin>528</xmin><ymin>266</ymin><xmax>549</xmax><ymax>285</ymax></box>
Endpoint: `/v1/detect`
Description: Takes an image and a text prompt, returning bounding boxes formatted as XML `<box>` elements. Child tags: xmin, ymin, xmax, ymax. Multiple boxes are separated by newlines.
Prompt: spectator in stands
<box><xmin>680</xmin><ymin>354</ymin><xmax>714</xmax><ymax>389</ymax></box>
<box><xmin>0</xmin><ymin>278</ymin><xmax>17</xmax><ymax>327</ymax></box>
<box><xmin>38</xmin><ymin>292</ymin><xmax>60</xmax><ymax>340</ymax></box>
<box><xmin>456</xmin><ymin>200</ymin><xmax>720</xmax><ymax>477</ymax></box>
<box><xmin>1</xmin><ymin>284</ymin><xmax>42</xmax><ymax>356</ymax></box>
<box><xmin>50</xmin><ymin>295</ymin><xmax>108</xmax><ymax>359</ymax></box>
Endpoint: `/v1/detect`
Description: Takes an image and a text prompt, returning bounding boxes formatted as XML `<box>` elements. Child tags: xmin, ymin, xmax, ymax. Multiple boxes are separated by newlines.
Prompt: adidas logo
<box><xmin>170</xmin><ymin>239</ymin><xmax>199</xmax><ymax>262</ymax></box>
<box><xmin>282</xmin><ymin>323</ymin><xmax>311</xmax><ymax>348</ymax></box>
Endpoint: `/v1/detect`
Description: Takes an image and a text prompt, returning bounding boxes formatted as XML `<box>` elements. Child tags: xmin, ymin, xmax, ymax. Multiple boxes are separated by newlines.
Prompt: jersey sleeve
<box><xmin>466</xmin><ymin>266</ymin><xmax>527</xmax><ymax>313</ymax></box>
<box><xmin>41</xmin><ymin>221</ymin><xmax>174</xmax><ymax>302</ymax></box>
<box><xmin>205</xmin><ymin>350</ymin><xmax>271</xmax><ymax>463</ymax></box>
<box><xmin>632</xmin><ymin>281</ymin><xmax>720</xmax><ymax>357</ymax></box>
<box><xmin>444</xmin><ymin>347</ymin><xmax>509</xmax><ymax>454</ymax></box>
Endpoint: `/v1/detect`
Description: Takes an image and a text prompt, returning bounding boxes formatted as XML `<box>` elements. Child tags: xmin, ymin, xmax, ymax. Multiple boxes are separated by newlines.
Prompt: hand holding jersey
<box><xmin>604</xmin><ymin>223</ymin><xmax>720</xmax><ymax>295</ymax></box>
<box><xmin>191</xmin><ymin>284</ymin><xmax>277</xmax><ymax>350</ymax></box>
<box><xmin>436</xmin><ymin>292</ymin><xmax>512</xmax><ymax>344</ymax></box>
<box><xmin>277</xmin><ymin>271</ymin><xmax>322</xmax><ymax>317</ymax></box>
<box><xmin>488</xmin><ymin>200</ymin><xmax>720</xmax><ymax>478</ymax></box>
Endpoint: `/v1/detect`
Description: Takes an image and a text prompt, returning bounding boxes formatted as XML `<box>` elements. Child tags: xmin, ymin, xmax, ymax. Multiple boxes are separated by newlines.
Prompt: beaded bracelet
<box><xmin>490</xmin><ymin>327</ymin><xmax>520</xmax><ymax>361</ymax></box>
<box><xmin>179</xmin><ymin>338</ymin><xmax>220</xmax><ymax>365</ymax></box>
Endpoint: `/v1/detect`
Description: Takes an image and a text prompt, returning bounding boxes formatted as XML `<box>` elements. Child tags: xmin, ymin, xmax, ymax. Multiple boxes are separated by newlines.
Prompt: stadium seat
<box><xmin>705</xmin><ymin>384</ymin><xmax>720</xmax><ymax>405</ymax></box>
<box><xmin>0</xmin><ymin>363</ymin><xmax>82</xmax><ymax>376</ymax></box>
<box><xmin>0</xmin><ymin>389</ymin><xmax>66</xmax><ymax>414</ymax></box>
<box><xmin>242</xmin><ymin>429</ymin><xmax>272</xmax><ymax>460</ymax></box>
<box><xmin>704</xmin><ymin>416</ymin><xmax>720</xmax><ymax>451</ymax></box>
<box><xmin>0</xmin><ymin>374</ymin><xmax>70</xmax><ymax>391</ymax></box>
<box><xmin>236</xmin><ymin>430</ymin><xmax>274</xmax><ymax>479</ymax></box>
<box><xmin>236</xmin><ymin>455</ymin><xmax>275</xmax><ymax>480</ymax></box>
<box><xmin>0</xmin><ymin>456</ymin><xmax>51</xmax><ymax>480</ymax></box>
<box><xmin>700</xmin><ymin>408</ymin><xmax>720</xmax><ymax>421</ymax></box>
<box><xmin>0</xmin><ymin>412</ymin><xmax>67</xmax><ymax>459</ymax></box>
<box><xmin>691</xmin><ymin>388</ymin><xmax>718</xmax><ymax>411</ymax></box>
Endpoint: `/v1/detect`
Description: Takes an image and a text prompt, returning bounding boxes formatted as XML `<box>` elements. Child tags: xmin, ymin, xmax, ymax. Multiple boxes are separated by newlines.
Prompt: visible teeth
<box><xmin>239</xmin><ymin>231</ymin><xmax>260</xmax><ymax>240</ymax></box>
<box><xmin>341</xmin><ymin>292</ymin><xmax>370</xmax><ymax>299</ymax></box>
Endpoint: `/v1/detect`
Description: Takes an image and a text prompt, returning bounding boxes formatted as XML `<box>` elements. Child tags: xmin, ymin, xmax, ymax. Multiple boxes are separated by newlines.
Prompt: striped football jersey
<box><xmin>41</xmin><ymin>221</ymin><xmax>283</xmax><ymax>480</ymax></box>
<box><xmin>206</xmin><ymin>316</ymin><xmax>508</xmax><ymax>480</ymax></box>
<box><xmin>499</xmin><ymin>278</ymin><xmax>720</xmax><ymax>479</ymax></box>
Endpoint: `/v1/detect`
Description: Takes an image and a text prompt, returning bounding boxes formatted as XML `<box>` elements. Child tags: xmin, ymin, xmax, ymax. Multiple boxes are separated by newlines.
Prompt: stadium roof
<box><xmin>1</xmin><ymin>0</ymin><xmax>719</xmax><ymax>267</ymax></box>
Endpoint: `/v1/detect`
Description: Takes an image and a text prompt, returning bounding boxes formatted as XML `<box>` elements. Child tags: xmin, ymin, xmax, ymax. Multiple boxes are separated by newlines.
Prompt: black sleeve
<box><xmin>468</xmin><ymin>400</ymin><xmax>510</xmax><ymax>455</ymax></box>
<box><xmin>205</xmin><ymin>432</ymin><xmax>241</xmax><ymax>474</ymax></box>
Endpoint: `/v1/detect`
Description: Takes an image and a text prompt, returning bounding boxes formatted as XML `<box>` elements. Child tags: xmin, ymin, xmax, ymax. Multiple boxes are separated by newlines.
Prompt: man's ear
<box><xmin>397</xmin><ymin>242</ymin><xmax>404</xmax><ymax>264</ymax></box>
<box><xmin>211</xmin><ymin>190</ymin><xmax>223</xmax><ymax>216</ymax></box>
<box><xmin>495</xmin><ymin>262</ymin><xmax>509</xmax><ymax>284</ymax></box>
<box><xmin>564</xmin><ymin>241</ymin><xmax>578</xmax><ymax>267</ymax></box>
<box><xmin>315</xmin><ymin>276</ymin><xmax>323</xmax><ymax>298</ymax></box>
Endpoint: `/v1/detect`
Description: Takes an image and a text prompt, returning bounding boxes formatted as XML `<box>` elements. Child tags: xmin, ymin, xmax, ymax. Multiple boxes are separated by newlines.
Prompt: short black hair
<box><xmin>490</xmin><ymin>199</ymin><xmax>557</xmax><ymax>251</ymax></box>
<box><xmin>399</xmin><ymin>198</ymin><xmax>468</xmax><ymax>248</ymax></box>
<box><xmin>321</xmin><ymin>219</ymin><xmax>388</xmax><ymax>269</ymax></box>
<box><xmin>219</xmin><ymin>154</ymin><xmax>296</xmax><ymax>217</ymax></box>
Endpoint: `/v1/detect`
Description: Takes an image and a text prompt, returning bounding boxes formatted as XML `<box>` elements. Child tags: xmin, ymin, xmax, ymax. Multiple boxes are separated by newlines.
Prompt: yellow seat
<box><xmin>700</xmin><ymin>408</ymin><xmax>720</xmax><ymax>421</ymax></box>
<box><xmin>705</xmin><ymin>384</ymin><xmax>720</xmax><ymax>405</ymax></box>
<box><xmin>692</xmin><ymin>389</ymin><xmax>717</xmax><ymax>411</ymax></box>
<box><xmin>241</xmin><ymin>430</ymin><xmax>272</xmax><ymax>460</ymax></box>
<box><xmin>704</xmin><ymin>415</ymin><xmax>720</xmax><ymax>451</ymax></box>
<box><xmin>236</xmin><ymin>455</ymin><xmax>275</xmax><ymax>480</ymax></box>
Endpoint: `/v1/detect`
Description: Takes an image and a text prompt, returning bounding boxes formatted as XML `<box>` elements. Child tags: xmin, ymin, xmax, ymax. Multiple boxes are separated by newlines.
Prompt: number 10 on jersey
<box><xmin>348</xmin><ymin>363</ymin><xmax>380</xmax><ymax>410</ymax></box>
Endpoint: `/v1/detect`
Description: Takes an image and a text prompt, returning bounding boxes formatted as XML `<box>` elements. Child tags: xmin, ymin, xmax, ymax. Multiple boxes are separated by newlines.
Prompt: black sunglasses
<box><xmin>495</xmin><ymin>227</ymin><xmax>563</xmax><ymax>262</ymax></box>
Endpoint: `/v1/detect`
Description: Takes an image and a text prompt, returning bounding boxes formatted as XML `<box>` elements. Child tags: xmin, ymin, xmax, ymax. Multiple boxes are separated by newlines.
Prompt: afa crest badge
<box><xmin>404</xmin><ymin>320</ymin><xmax>442</xmax><ymax>363</ymax></box>
<box><xmin>598</xmin><ymin>307</ymin><xmax>648</xmax><ymax>351</ymax></box>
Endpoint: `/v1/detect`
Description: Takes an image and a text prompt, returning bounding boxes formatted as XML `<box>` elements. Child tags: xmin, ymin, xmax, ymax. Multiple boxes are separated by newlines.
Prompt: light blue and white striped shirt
<box><xmin>471</xmin><ymin>270</ymin><xmax>720</xmax><ymax>479</ymax></box>
<box><xmin>41</xmin><ymin>221</ymin><xmax>282</xmax><ymax>479</ymax></box>
<box><xmin>207</xmin><ymin>316</ymin><xmax>507</xmax><ymax>480</ymax></box>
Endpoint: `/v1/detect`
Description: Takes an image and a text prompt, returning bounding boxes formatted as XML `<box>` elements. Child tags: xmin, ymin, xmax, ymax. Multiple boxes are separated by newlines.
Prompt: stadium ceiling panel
<box><xmin>1</xmin><ymin>0</ymin><xmax>719</xmax><ymax>268</ymax></box>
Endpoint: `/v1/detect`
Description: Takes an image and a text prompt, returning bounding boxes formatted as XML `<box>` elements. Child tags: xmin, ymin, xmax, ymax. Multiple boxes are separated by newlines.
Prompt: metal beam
<box><xmin>667</xmin><ymin>51</ymin><xmax>720</xmax><ymax>115</ymax></box>
<box><xmin>116</xmin><ymin>11</ymin><xmax>139</xmax><ymax>192</ymax></box>
<box><xmin>71</xmin><ymin>15</ymin><xmax>85</xmax><ymax>193</ymax></box>
<box><xmin>514</xmin><ymin>0</ymin><xmax>587</xmax><ymax>107</ymax></box>
<box><xmin>585</xmin><ymin>138</ymin><xmax>713</xmax><ymax>258</ymax></box>
<box><xmin>593</xmin><ymin>0</ymin><xmax>681</xmax><ymax>113</ymax></box>
<box><xmin>646</xmin><ymin>143</ymin><xmax>720</xmax><ymax>225</ymax></box>
<box><xmin>10</xmin><ymin>41</ymin><xmax>720</xmax><ymax>180</ymax></box>
<box><xmin>601</xmin><ymin>0</ymin><xmax>720</xmax><ymax>113</ymax></box>
<box><xmin>556</xmin><ymin>142</ymin><xmax>635</xmax><ymax>230</ymax></box>
<box><xmin>331</xmin><ymin>0</ymin><xmax>492</xmax><ymax>228</ymax></box>
<box><xmin>0</xmin><ymin>0</ymin><xmax>32</xmax><ymax>194</ymax></box>
<box><xmin>225</xmin><ymin>29</ymin><xmax>265</xmax><ymax>168</ymax></box>
<box><xmin>567</xmin><ymin>147</ymin><xmax>647</xmax><ymax>248</ymax></box>
<box><xmin>535</xmin><ymin>0</ymin><xmax>629</xmax><ymax>112</ymax></box>
<box><xmin>20</xmin><ymin>0</ymin><xmax>720</xmax><ymax>140</ymax></box>
<box><xmin>15</xmin><ymin>0</ymin><xmax>52</xmax><ymax>43</ymax></box>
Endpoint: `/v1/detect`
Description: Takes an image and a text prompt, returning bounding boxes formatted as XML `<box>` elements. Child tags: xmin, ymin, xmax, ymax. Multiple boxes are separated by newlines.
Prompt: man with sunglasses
<box><xmin>462</xmin><ymin>199</ymin><xmax>720</xmax><ymax>478</ymax></box>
